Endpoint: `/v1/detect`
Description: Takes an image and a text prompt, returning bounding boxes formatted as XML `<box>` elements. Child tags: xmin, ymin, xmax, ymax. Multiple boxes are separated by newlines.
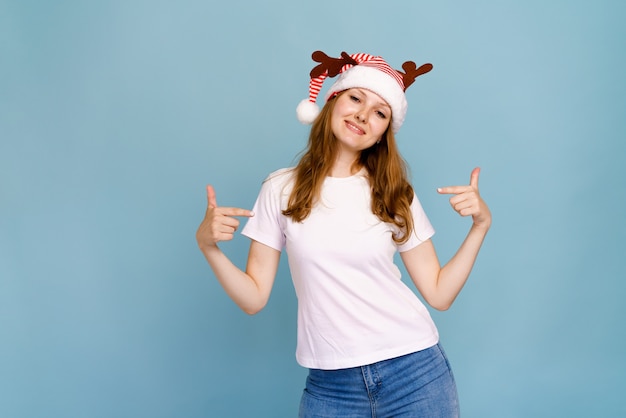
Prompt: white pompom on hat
<box><xmin>296</xmin><ymin>51</ymin><xmax>433</xmax><ymax>133</ymax></box>
<box><xmin>295</xmin><ymin>99</ymin><xmax>320</xmax><ymax>125</ymax></box>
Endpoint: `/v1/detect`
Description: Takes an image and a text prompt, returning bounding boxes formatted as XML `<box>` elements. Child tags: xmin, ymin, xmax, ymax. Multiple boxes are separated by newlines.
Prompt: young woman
<box><xmin>196</xmin><ymin>50</ymin><xmax>491</xmax><ymax>417</ymax></box>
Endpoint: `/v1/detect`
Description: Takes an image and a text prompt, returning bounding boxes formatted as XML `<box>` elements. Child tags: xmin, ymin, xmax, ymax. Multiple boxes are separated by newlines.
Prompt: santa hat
<box><xmin>296</xmin><ymin>51</ymin><xmax>433</xmax><ymax>133</ymax></box>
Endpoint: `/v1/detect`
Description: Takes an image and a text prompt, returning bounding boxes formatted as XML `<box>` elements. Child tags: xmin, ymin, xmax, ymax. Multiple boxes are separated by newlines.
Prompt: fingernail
<box><xmin>250</xmin><ymin>211</ymin><xmax>255</xmax><ymax>217</ymax></box>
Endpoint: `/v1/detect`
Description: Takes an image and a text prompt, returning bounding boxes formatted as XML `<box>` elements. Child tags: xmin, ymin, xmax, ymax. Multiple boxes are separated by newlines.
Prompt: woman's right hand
<box><xmin>195</xmin><ymin>185</ymin><xmax>277</xmax><ymax>315</ymax></box>
<box><xmin>196</xmin><ymin>185</ymin><xmax>255</xmax><ymax>250</ymax></box>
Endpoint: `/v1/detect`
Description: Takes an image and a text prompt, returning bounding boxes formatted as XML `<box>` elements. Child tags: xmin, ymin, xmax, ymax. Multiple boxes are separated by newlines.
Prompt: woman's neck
<box><xmin>329</xmin><ymin>152</ymin><xmax>360</xmax><ymax>178</ymax></box>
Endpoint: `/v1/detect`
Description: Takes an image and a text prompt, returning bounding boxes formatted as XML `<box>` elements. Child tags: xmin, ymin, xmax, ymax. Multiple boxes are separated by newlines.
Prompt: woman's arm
<box><xmin>196</xmin><ymin>185</ymin><xmax>281</xmax><ymax>315</ymax></box>
<box><xmin>401</xmin><ymin>168</ymin><xmax>491</xmax><ymax>311</ymax></box>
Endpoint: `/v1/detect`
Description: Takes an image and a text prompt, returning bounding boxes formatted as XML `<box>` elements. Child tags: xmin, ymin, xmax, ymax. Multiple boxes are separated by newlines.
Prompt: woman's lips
<box><xmin>344</xmin><ymin>120</ymin><xmax>365</xmax><ymax>135</ymax></box>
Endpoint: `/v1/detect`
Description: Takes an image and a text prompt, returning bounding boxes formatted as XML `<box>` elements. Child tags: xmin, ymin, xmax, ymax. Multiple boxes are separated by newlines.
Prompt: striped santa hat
<box><xmin>296</xmin><ymin>51</ymin><xmax>433</xmax><ymax>133</ymax></box>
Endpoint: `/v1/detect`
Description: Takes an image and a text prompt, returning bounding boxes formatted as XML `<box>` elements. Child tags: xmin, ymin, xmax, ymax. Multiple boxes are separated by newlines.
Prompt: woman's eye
<box><xmin>376</xmin><ymin>111</ymin><xmax>387</xmax><ymax>119</ymax></box>
<box><xmin>350</xmin><ymin>95</ymin><xmax>360</xmax><ymax>102</ymax></box>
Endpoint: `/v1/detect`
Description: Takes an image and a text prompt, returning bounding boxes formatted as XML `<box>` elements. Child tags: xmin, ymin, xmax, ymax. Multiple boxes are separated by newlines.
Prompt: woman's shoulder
<box><xmin>256</xmin><ymin>167</ymin><xmax>296</xmax><ymax>199</ymax></box>
<box><xmin>264</xmin><ymin>167</ymin><xmax>296</xmax><ymax>185</ymax></box>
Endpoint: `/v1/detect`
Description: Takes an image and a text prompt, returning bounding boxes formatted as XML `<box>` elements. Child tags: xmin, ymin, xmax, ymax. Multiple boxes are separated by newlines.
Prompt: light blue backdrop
<box><xmin>1</xmin><ymin>0</ymin><xmax>625</xmax><ymax>417</ymax></box>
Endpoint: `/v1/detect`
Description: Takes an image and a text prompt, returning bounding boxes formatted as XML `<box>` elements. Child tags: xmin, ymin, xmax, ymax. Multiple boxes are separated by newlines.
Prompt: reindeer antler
<box><xmin>398</xmin><ymin>61</ymin><xmax>433</xmax><ymax>90</ymax></box>
<box><xmin>310</xmin><ymin>51</ymin><xmax>358</xmax><ymax>79</ymax></box>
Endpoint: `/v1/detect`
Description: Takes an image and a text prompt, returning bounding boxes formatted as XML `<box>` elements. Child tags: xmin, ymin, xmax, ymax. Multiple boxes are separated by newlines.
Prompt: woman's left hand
<box><xmin>437</xmin><ymin>167</ymin><xmax>492</xmax><ymax>230</ymax></box>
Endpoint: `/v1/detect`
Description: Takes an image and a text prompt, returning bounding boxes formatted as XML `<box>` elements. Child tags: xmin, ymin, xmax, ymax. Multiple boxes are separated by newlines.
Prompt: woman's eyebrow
<box><xmin>354</xmin><ymin>88</ymin><xmax>391</xmax><ymax>109</ymax></box>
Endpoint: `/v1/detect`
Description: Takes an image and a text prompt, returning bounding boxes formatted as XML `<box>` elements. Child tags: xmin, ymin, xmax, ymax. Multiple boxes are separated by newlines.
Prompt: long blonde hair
<box><xmin>283</xmin><ymin>92</ymin><xmax>415</xmax><ymax>244</ymax></box>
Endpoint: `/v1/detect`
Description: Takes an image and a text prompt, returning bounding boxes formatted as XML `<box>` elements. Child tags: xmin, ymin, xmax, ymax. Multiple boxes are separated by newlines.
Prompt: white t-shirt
<box><xmin>241</xmin><ymin>167</ymin><xmax>439</xmax><ymax>370</ymax></box>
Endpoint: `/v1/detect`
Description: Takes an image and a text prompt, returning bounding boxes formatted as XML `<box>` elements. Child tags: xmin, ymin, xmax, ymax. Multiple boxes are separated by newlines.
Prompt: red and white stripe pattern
<box><xmin>341</xmin><ymin>53</ymin><xmax>405</xmax><ymax>91</ymax></box>
<box><xmin>307</xmin><ymin>53</ymin><xmax>404</xmax><ymax>104</ymax></box>
<box><xmin>307</xmin><ymin>73</ymin><xmax>327</xmax><ymax>104</ymax></box>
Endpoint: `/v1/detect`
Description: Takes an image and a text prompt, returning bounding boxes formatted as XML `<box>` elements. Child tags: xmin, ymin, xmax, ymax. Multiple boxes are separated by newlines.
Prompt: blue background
<box><xmin>1</xmin><ymin>0</ymin><xmax>625</xmax><ymax>417</ymax></box>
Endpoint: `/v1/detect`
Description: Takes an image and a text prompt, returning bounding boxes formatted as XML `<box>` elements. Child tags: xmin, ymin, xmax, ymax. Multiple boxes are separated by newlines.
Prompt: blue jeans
<box><xmin>299</xmin><ymin>343</ymin><xmax>459</xmax><ymax>418</ymax></box>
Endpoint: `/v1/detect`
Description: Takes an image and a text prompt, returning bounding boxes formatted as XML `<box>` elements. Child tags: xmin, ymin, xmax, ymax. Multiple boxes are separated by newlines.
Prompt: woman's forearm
<box><xmin>436</xmin><ymin>224</ymin><xmax>489</xmax><ymax>309</ymax></box>
<box><xmin>201</xmin><ymin>245</ymin><xmax>266</xmax><ymax>314</ymax></box>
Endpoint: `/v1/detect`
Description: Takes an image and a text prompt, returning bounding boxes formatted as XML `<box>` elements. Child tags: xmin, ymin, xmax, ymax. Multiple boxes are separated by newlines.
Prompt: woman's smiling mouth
<box><xmin>344</xmin><ymin>120</ymin><xmax>365</xmax><ymax>135</ymax></box>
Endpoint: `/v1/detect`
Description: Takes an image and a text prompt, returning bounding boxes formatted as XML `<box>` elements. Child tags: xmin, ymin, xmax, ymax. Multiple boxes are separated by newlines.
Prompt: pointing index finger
<box><xmin>220</xmin><ymin>207</ymin><xmax>255</xmax><ymax>218</ymax></box>
<box><xmin>437</xmin><ymin>185</ymin><xmax>469</xmax><ymax>195</ymax></box>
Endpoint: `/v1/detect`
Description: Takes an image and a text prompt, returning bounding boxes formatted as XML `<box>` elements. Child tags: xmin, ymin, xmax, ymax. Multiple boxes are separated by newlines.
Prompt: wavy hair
<box><xmin>283</xmin><ymin>92</ymin><xmax>415</xmax><ymax>244</ymax></box>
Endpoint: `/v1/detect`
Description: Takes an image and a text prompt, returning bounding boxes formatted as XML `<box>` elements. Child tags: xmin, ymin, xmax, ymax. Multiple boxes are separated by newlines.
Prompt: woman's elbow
<box><xmin>428</xmin><ymin>297</ymin><xmax>454</xmax><ymax>312</ymax></box>
<box><xmin>241</xmin><ymin>298</ymin><xmax>269</xmax><ymax>315</ymax></box>
<box><xmin>431</xmin><ymin>302</ymin><xmax>452</xmax><ymax>312</ymax></box>
<box><xmin>242</xmin><ymin>306</ymin><xmax>263</xmax><ymax>315</ymax></box>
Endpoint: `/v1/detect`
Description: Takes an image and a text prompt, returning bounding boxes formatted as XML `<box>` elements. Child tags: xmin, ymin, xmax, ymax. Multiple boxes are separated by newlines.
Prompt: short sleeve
<box><xmin>240</xmin><ymin>170</ymin><xmax>290</xmax><ymax>251</ymax></box>
<box><xmin>396</xmin><ymin>193</ymin><xmax>435</xmax><ymax>253</ymax></box>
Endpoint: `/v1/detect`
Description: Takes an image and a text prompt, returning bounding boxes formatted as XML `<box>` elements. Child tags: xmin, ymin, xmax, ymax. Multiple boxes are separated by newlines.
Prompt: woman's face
<box><xmin>330</xmin><ymin>88</ymin><xmax>391</xmax><ymax>155</ymax></box>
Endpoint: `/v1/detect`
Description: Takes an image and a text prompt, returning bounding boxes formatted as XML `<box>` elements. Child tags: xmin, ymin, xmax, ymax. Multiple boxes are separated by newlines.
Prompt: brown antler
<box><xmin>310</xmin><ymin>51</ymin><xmax>358</xmax><ymax>79</ymax></box>
<box><xmin>398</xmin><ymin>61</ymin><xmax>433</xmax><ymax>90</ymax></box>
